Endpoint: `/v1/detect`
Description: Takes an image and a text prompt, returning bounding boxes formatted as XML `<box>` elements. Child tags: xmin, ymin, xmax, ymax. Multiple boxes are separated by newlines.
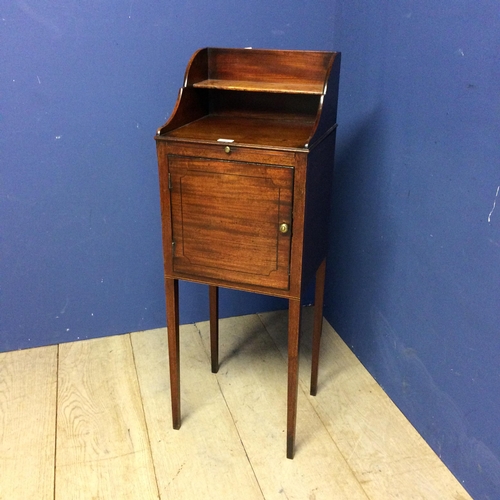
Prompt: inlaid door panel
<box><xmin>168</xmin><ymin>155</ymin><xmax>293</xmax><ymax>289</ymax></box>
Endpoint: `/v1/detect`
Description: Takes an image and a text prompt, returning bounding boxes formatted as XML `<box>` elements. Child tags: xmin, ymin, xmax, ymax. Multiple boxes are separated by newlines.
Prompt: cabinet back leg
<box><xmin>310</xmin><ymin>258</ymin><xmax>326</xmax><ymax>396</ymax></box>
<box><xmin>209</xmin><ymin>285</ymin><xmax>219</xmax><ymax>373</ymax></box>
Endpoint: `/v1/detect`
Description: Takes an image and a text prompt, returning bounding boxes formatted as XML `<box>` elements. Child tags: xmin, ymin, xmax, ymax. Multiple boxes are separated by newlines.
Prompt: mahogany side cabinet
<box><xmin>155</xmin><ymin>47</ymin><xmax>341</xmax><ymax>459</ymax></box>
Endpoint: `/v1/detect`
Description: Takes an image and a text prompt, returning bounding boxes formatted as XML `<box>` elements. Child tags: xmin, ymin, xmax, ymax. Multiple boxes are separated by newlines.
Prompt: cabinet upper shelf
<box><xmin>155</xmin><ymin>48</ymin><xmax>341</xmax><ymax>148</ymax></box>
<box><xmin>185</xmin><ymin>48</ymin><xmax>334</xmax><ymax>95</ymax></box>
<box><xmin>192</xmin><ymin>79</ymin><xmax>324</xmax><ymax>95</ymax></box>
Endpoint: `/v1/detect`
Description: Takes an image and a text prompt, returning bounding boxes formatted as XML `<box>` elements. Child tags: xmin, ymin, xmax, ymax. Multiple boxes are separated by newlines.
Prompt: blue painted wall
<box><xmin>2</xmin><ymin>1</ymin><xmax>499</xmax><ymax>498</ymax></box>
<box><xmin>0</xmin><ymin>0</ymin><xmax>333</xmax><ymax>350</ymax></box>
<box><xmin>325</xmin><ymin>1</ymin><xmax>500</xmax><ymax>498</ymax></box>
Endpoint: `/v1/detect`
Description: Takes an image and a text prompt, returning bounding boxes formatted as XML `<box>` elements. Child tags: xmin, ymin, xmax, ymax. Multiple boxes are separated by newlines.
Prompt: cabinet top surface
<box><xmin>157</xmin><ymin>115</ymin><xmax>315</xmax><ymax>150</ymax></box>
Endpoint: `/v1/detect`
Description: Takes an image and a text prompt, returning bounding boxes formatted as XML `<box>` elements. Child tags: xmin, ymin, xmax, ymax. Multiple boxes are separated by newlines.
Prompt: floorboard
<box><xmin>55</xmin><ymin>335</ymin><xmax>159</xmax><ymax>499</ymax></box>
<box><xmin>0</xmin><ymin>309</ymin><xmax>473</xmax><ymax>500</ymax></box>
<box><xmin>259</xmin><ymin>309</ymin><xmax>472</xmax><ymax>500</ymax></box>
<box><xmin>0</xmin><ymin>346</ymin><xmax>57</xmax><ymax>500</ymax></box>
<box><xmin>196</xmin><ymin>314</ymin><xmax>370</xmax><ymax>500</ymax></box>
<box><xmin>131</xmin><ymin>324</ymin><xmax>264</xmax><ymax>499</ymax></box>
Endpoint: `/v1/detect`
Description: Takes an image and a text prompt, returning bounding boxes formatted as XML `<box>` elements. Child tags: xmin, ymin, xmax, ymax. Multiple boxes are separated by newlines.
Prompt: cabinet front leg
<box><xmin>310</xmin><ymin>258</ymin><xmax>326</xmax><ymax>396</ymax></box>
<box><xmin>166</xmin><ymin>278</ymin><xmax>181</xmax><ymax>429</ymax></box>
<box><xmin>209</xmin><ymin>285</ymin><xmax>219</xmax><ymax>373</ymax></box>
<box><xmin>287</xmin><ymin>299</ymin><xmax>302</xmax><ymax>459</ymax></box>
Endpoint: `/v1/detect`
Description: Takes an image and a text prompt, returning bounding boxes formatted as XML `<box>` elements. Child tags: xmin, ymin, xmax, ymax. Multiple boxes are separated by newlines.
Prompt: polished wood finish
<box><xmin>193</xmin><ymin>79</ymin><xmax>324</xmax><ymax>94</ymax></box>
<box><xmin>311</xmin><ymin>258</ymin><xmax>327</xmax><ymax>396</ymax></box>
<box><xmin>184</xmin><ymin>48</ymin><xmax>333</xmax><ymax>92</ymax></box>
<box><xmin>286</xmin><ymin>299</ymin><xmax>302</xmax><ymax>459</ymax></box>
<box><xmin>209</xmin><ymin>285</ymin><xmax>219</xmax><ymax>373</ymax></box>
<box><xmin>168</xmin><ymin>156</ymin><xmax>293</xmax><ymax>290</ymax></box>
<box><xmin>166</xmin><ymin>115</ymin><xmax>315</xmax><ymax>148</ymax></box>
<box><xmin>155</xmin><ymin>47</ymin><xmax>341</xmax><ymax>458</ymax></box>
<box><xmin>165</xmin><ymin>278</ymin><xmax>180</xmax><ymax>429</ymax></box>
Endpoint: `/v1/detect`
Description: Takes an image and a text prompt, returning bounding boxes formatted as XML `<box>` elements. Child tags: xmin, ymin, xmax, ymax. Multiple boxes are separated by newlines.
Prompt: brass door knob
<box><xmin>224</xmin><ymin>145</ymin><xmax>231</xmax><ymax>154</ymax></box>
<box><xmin>279</xmin><ymin>223</ymin><xmax>289</xmax><ymax>234</ymax></box>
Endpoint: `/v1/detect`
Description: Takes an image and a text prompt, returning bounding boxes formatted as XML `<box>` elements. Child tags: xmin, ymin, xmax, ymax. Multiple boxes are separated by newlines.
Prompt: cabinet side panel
<box><xmin>288</xmin><ymin>153</ymin><xmax>308</xmax><ymax>298</ymax></box>
<box><xmin>156</xmin><ymin>87</ymin><xmax>209</xmax><ymax>136</ymax></box>
<box><xmin>301</xmin><ymin>130</ymin><xmax>337</xmax><ymax>289</ymax></box>
<box><xmin>309</xmin><ymin>53</ymin><xmax>341</xmax><ymax>148</ymax></box>
<box><xmin>184</xmin><ymin>47</ymin><xmax>209</xmax><ymax>86</ymax></box>
<box><xmin>156</xmin><ymin>142</ymin><xmax>174</xmax><ymax>276</ymax></box>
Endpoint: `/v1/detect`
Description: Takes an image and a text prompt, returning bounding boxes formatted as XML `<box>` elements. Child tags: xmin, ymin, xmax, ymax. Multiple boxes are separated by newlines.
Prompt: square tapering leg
<box><xmin>166</xmin><ymin>278</ymin><xmax>181</xmax><ymax>429</ymax></box>
<box><xmin>209</xmin><ymin>285</ymin><xmax>219</xmax><ymax>373</ymax></box>
<box><xmin>287</xmin><ymin>299</ymin><xmax>302</xmax><ymax>459</ymax></box>
<box><xmin>310</xmin><ymin>259</ymin><xmax>326</xmax><ymax>396</ymax></box>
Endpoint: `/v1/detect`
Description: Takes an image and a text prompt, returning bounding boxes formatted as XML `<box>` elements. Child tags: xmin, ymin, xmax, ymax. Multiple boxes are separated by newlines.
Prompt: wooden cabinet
<box><xmin>155</xmin><ymin>47</ymin><xmax>341</xmax><ymax>458</ymax></box>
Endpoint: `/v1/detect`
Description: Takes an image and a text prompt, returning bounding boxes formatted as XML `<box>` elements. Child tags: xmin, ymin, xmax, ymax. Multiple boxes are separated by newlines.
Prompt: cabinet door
<box><xmin>168</xmin><ymin>155</ymin><xmax>293</xmax><ymax>290</ymax></box>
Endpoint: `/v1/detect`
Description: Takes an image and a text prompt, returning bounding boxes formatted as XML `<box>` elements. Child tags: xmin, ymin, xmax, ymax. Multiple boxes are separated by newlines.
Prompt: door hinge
<box><xmin>172</xmin><ymin>240</ymin><xmax>176</xmax><ymax>255</ymax></box>
<box><xmin>168</xmin><ymin>172</ymin><xmax>172</xmax><ymax>190</ymax></box>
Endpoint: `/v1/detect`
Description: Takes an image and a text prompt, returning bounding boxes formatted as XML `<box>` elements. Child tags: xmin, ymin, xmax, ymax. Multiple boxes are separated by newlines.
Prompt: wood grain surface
<box><xmin>0</xmin><ymin>309</ymin><xmax>472</xmax><ymax>500</ymax></box>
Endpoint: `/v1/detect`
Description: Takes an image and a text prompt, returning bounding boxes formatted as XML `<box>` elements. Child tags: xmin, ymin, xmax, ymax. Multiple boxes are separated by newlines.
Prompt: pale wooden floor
<box><xmin>0</xmin><ymin>308</ymin><xmax>472</xmax><ymax>500</ymax></box>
